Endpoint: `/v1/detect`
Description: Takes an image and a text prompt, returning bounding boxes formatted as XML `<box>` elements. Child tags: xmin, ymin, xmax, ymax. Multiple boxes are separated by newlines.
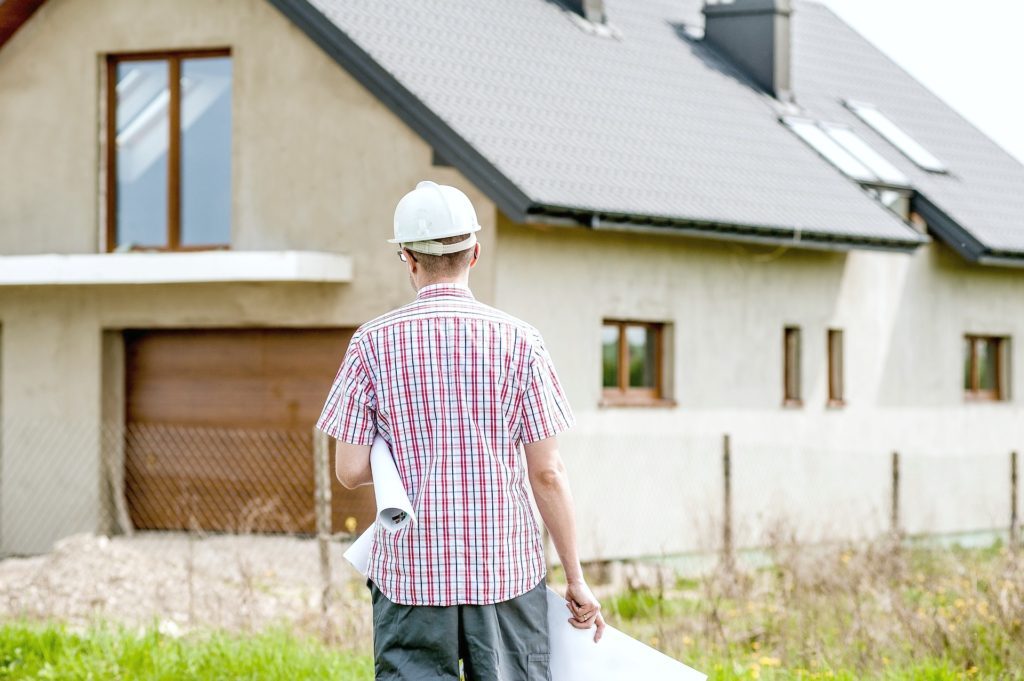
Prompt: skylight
<box><xmin>844</xmin><ymin>100</ymin><xmax>947</xmax><ymax>173</ymax></box>
<box><xmin>823</xmin><ymin>125</ymin><xmax>909</xmax><ymax>186</ymax></box>
<box><xmin>782</xmin><ymin>117</ymin><xmax>910</xmax><ymax>187</ymax></box>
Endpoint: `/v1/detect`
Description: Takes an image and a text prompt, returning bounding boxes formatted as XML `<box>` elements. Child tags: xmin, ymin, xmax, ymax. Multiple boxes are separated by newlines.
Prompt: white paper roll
<box><xmin>546</xmin><ymin>588</ymin><xmax>707</xmax><ymax>680</ymax></box>
<box><xmin>344</xmin><ymin>524</ymin><xmax>374</xmax><ymax>574</ymax></box>
<box><xmin>370</xmin><ymin>435</ymin><xmax>416</xmax><ymax>530</ymax></box>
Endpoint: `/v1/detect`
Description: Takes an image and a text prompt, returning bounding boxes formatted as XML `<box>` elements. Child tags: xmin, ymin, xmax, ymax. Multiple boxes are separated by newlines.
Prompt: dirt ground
<box><xmin>0</xmin><ymin>531</ymin><xmax>374</xmax><ymax>647</ymax></box>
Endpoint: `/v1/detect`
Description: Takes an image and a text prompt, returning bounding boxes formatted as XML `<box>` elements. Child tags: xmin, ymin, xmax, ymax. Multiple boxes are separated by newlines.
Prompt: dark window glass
<box><xmin>784</xmin><ymin>326</ymin><xmax>801</xmax><ymax>404</ymax></box>
<box><xmin>964</xmin><ymin>335</ymin><xmax>1010</xmax><ymax>400</ymax></box>
<box><xmin>828</xmin><ymin>329</ymin><xmax>844</xmax><ymax>404</ymax></box>
<box><xmin>978</xmin><ymin>339</ymin><xmax>998</xmax><ymax>392</ymax></box>
<box><xmin>601</xmin><ymin>324</ymin><xmax>620</xmax><ymax>388</ymax></box>
<box><xmin>963</xmin><ymin>337</ymin><xmax>973</xmax><ymax>391</ymax></box>
<box><xmin>626</xmin><ymin>325</ymin><xmax>656</xmax><ymax>388</ymax></box>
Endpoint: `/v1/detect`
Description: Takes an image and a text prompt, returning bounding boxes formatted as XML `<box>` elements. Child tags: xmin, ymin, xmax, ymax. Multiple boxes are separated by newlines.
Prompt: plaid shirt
<box><xmin>317</xmin><ymin>282</ymin><xmax>575</xmax><ymax>606</ymax></box>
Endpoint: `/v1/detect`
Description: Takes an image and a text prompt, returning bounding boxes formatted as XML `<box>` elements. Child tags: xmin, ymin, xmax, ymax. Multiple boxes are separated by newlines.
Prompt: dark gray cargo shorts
<box><xmin>367</xmin><ymin>576</ymin><xmax>551</xmax><ymax>681</ymax></box>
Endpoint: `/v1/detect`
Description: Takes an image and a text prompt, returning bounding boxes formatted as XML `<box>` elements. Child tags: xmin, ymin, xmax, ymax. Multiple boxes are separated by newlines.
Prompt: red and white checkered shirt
<box><xmin>316</xmin><ymin>282</ymin><xmax>575</xmax><ymax>606</ymax></box>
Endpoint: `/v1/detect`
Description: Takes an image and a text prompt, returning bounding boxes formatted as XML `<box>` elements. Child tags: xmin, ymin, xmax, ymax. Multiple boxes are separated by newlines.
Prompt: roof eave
<box><xmin>525</xmin><ymin>205</ymin><xmax>927</xmax><ymax>254</ymax></box>
<box><xmin>912</xmin><ymin>195</ymin><xmax>1024</xmax><ymax>267</ymax></box>
<box><xmin>265</xmin><ymin>0</ymin><xmax>534</xmax><ymax>220</ymax></box>
<box><xmin>976</xmin><ymin>253</ymin><xmax>1024</xmax><ymax>269</ymax></box>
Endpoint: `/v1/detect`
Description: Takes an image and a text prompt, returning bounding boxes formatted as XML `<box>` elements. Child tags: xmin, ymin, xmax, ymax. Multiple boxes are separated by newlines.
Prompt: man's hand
<box><xmin>565</xmin><ymin>580</ymin><xmax>606</xmax><ymax>643</ymax></box>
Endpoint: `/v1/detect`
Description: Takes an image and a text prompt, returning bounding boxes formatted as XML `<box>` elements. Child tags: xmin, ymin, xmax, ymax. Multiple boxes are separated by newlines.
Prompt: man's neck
<box><xmin>416</xmin><ymin>277</ymin><xmax>470</xmax><ymax>290</ymax></box>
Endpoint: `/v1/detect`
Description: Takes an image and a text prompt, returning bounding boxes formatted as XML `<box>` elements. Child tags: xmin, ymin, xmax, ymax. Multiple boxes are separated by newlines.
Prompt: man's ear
<box><xmin>405</xmin><ymin>249</ymin><xmax>418</xmax><ymax>274</ymax></box>
<box><xmin>469</xmin><ymin>242</ymin><xmax>481</xmax><ymax>268</ymax></box>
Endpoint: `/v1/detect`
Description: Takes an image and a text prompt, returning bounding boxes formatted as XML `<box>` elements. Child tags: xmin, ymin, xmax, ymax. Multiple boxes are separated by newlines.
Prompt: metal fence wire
<box><xmin>0</xmin><ymin>420</ymin><xmax>1020</xmax><ymax>644</ymax></box>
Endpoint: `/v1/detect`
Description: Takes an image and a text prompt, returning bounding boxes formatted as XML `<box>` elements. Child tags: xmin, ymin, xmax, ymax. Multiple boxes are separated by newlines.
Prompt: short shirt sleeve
<box><xmin>316</xmin><ymin>337</ymin><xmax>377</xmax><ymax>446</ymax></box>
<box><xmin>519</xmin><ymin>333</ymin><xmax>576</xmax><ymax>444</ymax></box>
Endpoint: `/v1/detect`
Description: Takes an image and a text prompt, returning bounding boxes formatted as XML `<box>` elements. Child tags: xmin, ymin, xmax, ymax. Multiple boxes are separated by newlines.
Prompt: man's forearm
<box><xmin>530</xmin><ymin>461</ymin><xmax>585</xmax><ymax>584</ymax></box>
<box><xmin>335</xmin><ymin>440</ymin><xmax>373</xmax><ymax>489</ymax></box>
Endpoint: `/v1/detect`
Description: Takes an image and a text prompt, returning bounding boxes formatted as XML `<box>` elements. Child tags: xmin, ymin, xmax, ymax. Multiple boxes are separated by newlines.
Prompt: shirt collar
<box><xmin>415</xmin><ymin>282</ymin><xmax>476</xmax><ymax>301</ymax></box>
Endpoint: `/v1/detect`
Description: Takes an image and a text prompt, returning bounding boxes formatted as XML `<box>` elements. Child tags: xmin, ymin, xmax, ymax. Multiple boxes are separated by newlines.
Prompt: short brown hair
<box><xmin>408</xmin><ymin>234</ymin><xmax>476</xmax><ymax>277</ymax></box>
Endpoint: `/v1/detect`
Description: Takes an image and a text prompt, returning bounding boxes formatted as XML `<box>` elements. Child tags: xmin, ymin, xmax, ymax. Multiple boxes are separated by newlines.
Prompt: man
<box><xmin>316</xmin><ymin>180</ymin><xmax>604</xmax><ymax>680</ymax></box>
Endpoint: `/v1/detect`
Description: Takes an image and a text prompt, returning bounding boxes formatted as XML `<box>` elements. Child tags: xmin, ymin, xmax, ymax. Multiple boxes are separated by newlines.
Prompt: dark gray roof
<box><xmin>270</xmin><ymin>0</ymin><xmax>1024</xmax><ymax>257</ymax></box>
<box><xmin>791</xmin><ymin>1</ymin><xmax>1024</xmax><ymax>263</ymax></box>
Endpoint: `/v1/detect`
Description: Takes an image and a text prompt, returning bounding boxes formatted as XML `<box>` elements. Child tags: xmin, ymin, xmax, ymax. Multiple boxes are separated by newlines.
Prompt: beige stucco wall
<box><xmin>0</xmin><ymin>0</ymin><xmax>497</xmax><ymax>307</ymax></box>
<box><xmin>0</xmin><ymin>0</ymin><xmax>1020</xmax><ymax>561</ymax></box>
<box><xmin>0</xmin><ymin>0</ymin><xmax>496</xmax><ymax>554</ymax></box>
<box><xmin>495</xmin><ymin>218</ymin><xmax>1024</xmax><ymax>560</ymax></box>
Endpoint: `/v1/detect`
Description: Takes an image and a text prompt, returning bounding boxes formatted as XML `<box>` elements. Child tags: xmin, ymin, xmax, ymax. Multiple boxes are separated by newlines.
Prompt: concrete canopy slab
<box><xmin>0</xmin><ymin>251</ymin><xmax>354</xmax><ymax>285</ymax></box>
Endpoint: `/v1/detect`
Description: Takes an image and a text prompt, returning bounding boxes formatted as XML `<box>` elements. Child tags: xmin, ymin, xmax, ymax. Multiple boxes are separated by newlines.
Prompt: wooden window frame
<box><xmin>783</xmin><ymin>325</ymin><xmax>802</xmax><ymax>408</ymax></box>
<box><xmin>105</xmin><ymin>48</ymin><xmax>232</xmax><ymax>253</ymax></box>
<box><xmin>600</xmin><ymin>320</ymin><xmax>673</xmax><ymax>408</ymax></box>
<box><xmin>827</xmin><ymin>328</ymin><xmax>845</xmax><ymax>407</ymax></box>
<box><xmin>964</xmin><ymin>334</ymin><xmax>1009</xmax><ymax>402</ymax></box>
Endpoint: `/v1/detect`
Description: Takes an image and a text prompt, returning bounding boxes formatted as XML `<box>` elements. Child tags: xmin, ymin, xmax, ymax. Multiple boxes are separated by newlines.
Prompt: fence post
<box><xmin>890</xmin><ymin>450</ymin><xmax>901</xmax><ymax>542</ymax></box>
<box><xmin>313</xmin><ymin>428</ymin><xmax>333</xmax><ymax>642</ymax></box>
<box><xmin>1011</xmin><ymin>450</ymin><xmax>1019</xmax><ymax>551</ymax></box>
<box><xmin>721</xmin><ymin>433</ymin><xmax>734</xmax><ymax>572</ymax></box>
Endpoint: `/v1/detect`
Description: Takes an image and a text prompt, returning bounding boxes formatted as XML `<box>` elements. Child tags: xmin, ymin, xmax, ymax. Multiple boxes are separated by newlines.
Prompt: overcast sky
<box><xmin>817</xmin><ymin>0</ymin><xmax>1024</xmax><ymax>165</ymax></box>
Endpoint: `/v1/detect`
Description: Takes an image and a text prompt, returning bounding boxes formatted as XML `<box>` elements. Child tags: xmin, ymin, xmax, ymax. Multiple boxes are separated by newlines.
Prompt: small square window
<box><xmin>600</xmin><ymin>320</ymin><xmax>670</xmax><ymax>406</ymax></box>
<box><xmin>964</xmin><ymin>335</ymin><xmax>1010</xmax><ymax>401</ymax></box>
<box><xmin>783</xmin><ymin>326</ymin><xmax>802</xmax><ymax>407</ymax></box>
<box><xmin>828</xmin><ymin>329</ymin><xmax>844</xmax><ymax>406</ymax></box>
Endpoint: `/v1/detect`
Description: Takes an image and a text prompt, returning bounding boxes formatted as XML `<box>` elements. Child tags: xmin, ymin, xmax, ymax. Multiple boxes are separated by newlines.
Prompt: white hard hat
<box><xmin>390</xmin><ymin>180</ymin><xmax>482</xmax><ymax>255</ymax></box>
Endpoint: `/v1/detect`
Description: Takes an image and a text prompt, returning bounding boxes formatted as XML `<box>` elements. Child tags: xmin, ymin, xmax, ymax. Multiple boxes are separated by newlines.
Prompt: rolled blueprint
<box><xmin>546</xmin><ymin>589</ymin><xmax>707</xmax><ymax>681</ymax></box>
<box><xmin>343</xmin><ymin>523</ymin><xmax>375</xmax><ymax>574</ymax></box>
<box><xmin>370</xmin><ymin>434</ymin><xmax>416</xmax><ymax>530</ymax></box>
<box><xmin>342</xmin><ymin>434</ymin><xmax>412</xmax><ymax>573</ymax></box>
<box><xmin>342</xmin><ymin>437</ymin><xmax>708</xmax><ymax>681</ymax></box>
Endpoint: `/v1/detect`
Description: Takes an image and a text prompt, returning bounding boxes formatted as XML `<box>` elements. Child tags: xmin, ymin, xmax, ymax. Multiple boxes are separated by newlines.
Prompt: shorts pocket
<box><xmin>527</xmin><ymin>653</ymin><xmax>551</xmax><ymax>681</ymax></box>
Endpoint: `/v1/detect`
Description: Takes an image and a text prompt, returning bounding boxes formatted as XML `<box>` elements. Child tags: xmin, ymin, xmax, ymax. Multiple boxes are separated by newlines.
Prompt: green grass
<box><xmin>591</xmin><ymin>539</ymin><xmax>1024</xmax><ymax>680</ymax></box>
<box><xmin>0</xmin><ymin>618</ymin><xmax>373</xmax><ymax>680</ymax></box>
<box><xmin>2</xmin><ymin>541</ymin><xmax>1020</xmax><ymax>680</ymax></box>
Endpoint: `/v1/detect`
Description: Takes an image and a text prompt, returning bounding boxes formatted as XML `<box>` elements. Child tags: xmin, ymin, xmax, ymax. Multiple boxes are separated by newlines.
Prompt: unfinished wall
<box><xmin>0</xmin><ymin>0</ymin><xmax>497</xmax><ymax>554</ymax></box>
<box><xmin>495</xmin><ymin>218</ymin><xmax>1024</xmax><ymax>559</ymax></box>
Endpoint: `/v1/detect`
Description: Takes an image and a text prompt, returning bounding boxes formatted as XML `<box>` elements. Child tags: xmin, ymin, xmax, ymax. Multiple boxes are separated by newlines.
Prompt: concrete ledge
<box><xmin>0</xmin><ymin>251</ymin><xmax>353</xmax><ymax>285</ymax></box>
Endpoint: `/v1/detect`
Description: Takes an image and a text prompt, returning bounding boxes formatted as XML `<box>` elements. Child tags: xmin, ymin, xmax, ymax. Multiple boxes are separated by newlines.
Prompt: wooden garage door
<box><xmin>124</xmin><ymin>328</ymin><xmax>376</xmax><ymax>535</ymax></box>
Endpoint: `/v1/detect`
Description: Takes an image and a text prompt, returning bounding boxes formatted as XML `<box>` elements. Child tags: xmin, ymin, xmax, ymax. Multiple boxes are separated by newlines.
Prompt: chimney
<box><xmin>703</xmin><ymin>0</ymin><xmax>793</xmax><ymax>101</ymax></box>
<box><xmin>564</xmin><ymin>0</ymin><xmax>606</xmax><ymax>24</ymax></box>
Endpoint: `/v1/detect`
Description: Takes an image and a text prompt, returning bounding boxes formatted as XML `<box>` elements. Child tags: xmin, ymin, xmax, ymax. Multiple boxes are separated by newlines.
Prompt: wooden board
<box><xmin>124</xmin><ymin>328</ymin><xmax>377</xmax><ymax>535</ymax></box>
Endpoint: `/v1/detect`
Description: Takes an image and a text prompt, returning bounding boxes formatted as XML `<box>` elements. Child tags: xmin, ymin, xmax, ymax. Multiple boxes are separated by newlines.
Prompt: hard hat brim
<box><xmin>399</xmin><ymin>233</ymin><xmax>478</xmax><ymax>255</ymax></box>
<box><xmin>387</xmin><ymin>222</ymin><xmax>481</xmax><ymax>244</ymax></box>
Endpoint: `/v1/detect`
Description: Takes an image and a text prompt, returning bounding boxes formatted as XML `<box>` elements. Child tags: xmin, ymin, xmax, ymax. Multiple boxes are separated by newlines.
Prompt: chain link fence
<box><xmin>0</xmin><ymin>421</ymin><xmax>371</xmax><ymax>646</ymax></box>
<box><xmin>0</xmin><ymin>419</ymin><xmax>1020</xmax><ymax>644</ymax></box>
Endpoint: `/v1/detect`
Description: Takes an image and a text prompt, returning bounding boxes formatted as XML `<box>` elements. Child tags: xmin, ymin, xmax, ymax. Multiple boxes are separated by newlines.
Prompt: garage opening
<box><xmin>123</xmin><ymin>328</ymin><xmax>375</xmax><ymax>535</ymax></box>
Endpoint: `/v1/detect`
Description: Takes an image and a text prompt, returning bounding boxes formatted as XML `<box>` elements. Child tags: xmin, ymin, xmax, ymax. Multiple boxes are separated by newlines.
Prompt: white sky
<box><xmin>816</xmin><ymin>0</ymin><xmax>1024</xmax><ymax>165</ymax></box>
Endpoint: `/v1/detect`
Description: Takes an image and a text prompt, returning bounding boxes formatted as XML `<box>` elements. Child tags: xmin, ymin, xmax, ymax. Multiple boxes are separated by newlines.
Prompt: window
<box><xmin>783</xmin><ymin>326</ymin><xmax>801</xmax><ymax>406</ymax></box>
<box><xmin>106</xmin><ymin>50</ymin><xmax>232</xmax><ymax>252</ymax></box>
<box><xmin>864</xmin><ymin>186</ymin><xmax>912</xmax><ymax>221</ymax></box>
<box><xmin>782</xmin><ymin>117</ymin><xmax>909</xmax><ymax>187</ymax></box>
<box><xmin>964</xmin><ymin>335</ymin><xmax>1010</xmax><ymax>401</ymax></box>
<box><xmin>783</xmin><ymin>117</ymin><xmax>875</xmax><ymax>182</ymax></box>
<box><xmin>827</xmin><ymin>329</ymin><xmax>844</xmax><ymax>406</ymax></box>
<box><xmin>844</xmin><ymin>100</ymin><xmax>947</xmax><ymax>173</ymax></box>
<box><xmin>601</xmin><ymin>321</ymin><xmax>668</xmax><ymax>405</ymax></box>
